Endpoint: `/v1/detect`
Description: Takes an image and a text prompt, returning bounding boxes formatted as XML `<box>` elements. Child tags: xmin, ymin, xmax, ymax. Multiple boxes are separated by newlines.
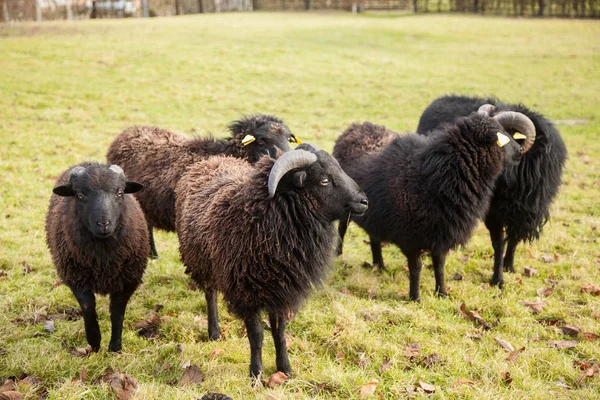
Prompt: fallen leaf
<box><xmin>421</xmin><ymin>353</ymin><xmax>441</xmax><ymax>368</ymax></box>
<box><xmin>561</xmin><ymin>325</ymin><xmax>581</xmax><ymax>337</ymax></box>
<box><xmin>22</xmin><ymin>264</ymin><xmax>32</xmax><ymax>274</ymax></box>
<box><xmin>418</xmin><ymin>380</ymin><xmax>435</xmax><ymax>393</ymax></box>
<box><xmin>340</xmin><ymin>287</ymin><xmax>353</xmax><ymax>296</ymax></box>
<box><xmin>452</xmin><ymin>273</ymin><xmax>463</xmax><ymax>281</ymax></box>
<box><xmin>79</xmin><ymin>369</ymin><xmax>87</xmax><ymax>383</ymax></box>
<box><xmin>359</xmin><ymin>379</ymin><xmax>378</xmax><ymax>398</ymax></box>
<box><xmin>97</xmin><ymin>368</ymin><xmax>138</xmax><ymax>400</ymax></box>
<box><xmin>53</xmin><ymin>280</ymin><xmax>62</xmax><ymax>287</ymax></box>
<box><xmin>0</xmin><ymin>379</ymin><xmax>16</xmax><ymax>393</ymax></box>
<box><xmin>266</xmin><ymin>371</ymin><xmax>288</xmax><ymax>388</ymax></box>
<box><xmin>501</xmin><ymin>371</ymin><xmax>512</xmax><ymax>385</ymax></box>
<box><xmin>466</xmin><ymin>330</ymin><xmax>483</xmax><ymax>340</ymax></box>
<box><xmin>0</xmin><ymin>392</ymin><xmax>23</xmax><ymax>400</ymax></box>
<box><xmin>574</xmin><ymin>360</ymin><xmax>595</xmax><ymax>370</ymax></box>
<box><xmin>20</xmin><ymin>376</ymin><xmax>42</xmax><ymax>386</ymax></box>
<box><xmin>200</xmin><ymin>393</ymin><xmax>233</xmax><ymax>400</ymax></box>
<box><xmin>540</xmin><ymin>254</ymin><xmax>554</xmax><ymax>263</ymax></box>
<box><xmin>506</xmin><ymin>347</ymin><xmax>525</xmax><ymax>363</ymax></box>
<box><xmin>581</xmin><ymin>284</ymin><xmax>600</xmax><ymax>295</ymax></box>
<box><xmin>335</xmin><ymin>351</ymin><xmax>345</xmax><ymax>361</ymax></box>
<box><xmin>180</xmin><ymin>364</ymin><xmax>204</xmax><ymax>386</ymax></box>
<box><xmin>358</xmin><ymin>353</ymin><xmax>371</xmax><ymax>369</ymax></box>
<box><xmin>524</xmin><ymin>267</ymin><xmax>538</xmax><ymax>277</ymax></box>
<box><xmin>581</xmin><ymin>332</ymin><xmax>599</xmax><ymax>341</ymax></box>
<box><xmin>460</xmin><ymin>303</ymin><xmax>491</xmax><ymax>329</ymax></box>
<box><xmin>576</xmin><ymin>364</ymin><xmax>599</xmax><ymax>386</ymax></box>
<box><xmin>69</xmin><ymin>346</ymin><xmax>92</xmax><ymax>357</ymax></box>
<box><xmin>495</xmin><ymin>337</ymin><xmax>515</xmax><ymax>352</ymax></box>
<box><xmin>378</xmin><ymin>357</ymin><xmax>392</xmax><ymax>374</ymax></box>
<box><xmin>451</xmin><ymin>378</ymin><xmax>477</xmax><ymax>388</ymax></box>
<box><xmin>208</xmin><ymin>348</ymin><xmax>224</xmax><ymax>361</ymax></box>
<box><xmin>522</xmin><ymin>300</ymin><xmax>546</xmax><ymax>314</ymax></box>
<box><xmin>0</xmin><ymin>270</ymin><xmax>6</xmax><ymax>278</ymax></box>
<box><xmin>177</xmin><ymin>344</ymin><xmax>185</xmax><ymax>353</ymax></box>
<box><xmin>536</xmin><ymin>317</ymin><xmax>564</xmax><ymax>326</ymax></box>
<box><xmin>537</xmin><ymin>286</ymin><xmax>554</xmax><ymax>297</ymax></box>
<box><xmin>180</xmin><ymin>360</ymin><xmax>191</xmax><ymax>370</ymax></box>
<box><xmin>43</xmin><ymin>320</ymin><xmax>55</xmax><ymax>332</ymax></box>
<box><xmin>132</xmin><ymin>314</ymin><xmax>161</xmax><ymax>339</ymax></box>
<box><xmin>404</xmin><ymin>343</ymin><xmax>421</xmax><ymax>359</ymax></box>
<box><xmin>549</xmin><ymin>340</ymin><xmax>577</xmax><ymax>349</ymax></box>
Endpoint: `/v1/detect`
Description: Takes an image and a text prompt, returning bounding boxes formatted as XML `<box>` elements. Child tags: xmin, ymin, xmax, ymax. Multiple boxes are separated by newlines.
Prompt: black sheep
<box><xmin>45</xmin><ymin>163</ymin><xmax>149</xmax><ymax>352</ymax></box>
<box><xmin>107</xmin><ymin>114</ymin><xmax>300</xmax><ymax>258</ymax></box>
<box><xmin>417</xmin><ymin>95</ymin><xmax>567</xmax><ymax>287</ymax></box>
<box><xmin>175</xmin><ymin>145</ymin><xmax>368</xmax><ymax>380</ymax></box>
<box><xmin>333</xmin><ymin>106</ymin><xmax>534</xmax><ymax>301</ymax></box>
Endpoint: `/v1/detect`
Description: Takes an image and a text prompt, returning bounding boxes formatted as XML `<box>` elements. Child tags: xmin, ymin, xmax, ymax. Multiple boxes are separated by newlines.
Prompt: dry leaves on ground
<box><xmin>451</xmin><ymin>378</ymin><xmax>477</xmax><ymax>388</ymax></box>
<box><xmin>208</xmin><ymin>348</ymin><xmax>224</xmax><ymax>361</ymax></box>
<box><xmin>561</xmin><ymin>325</ymin><xmax>581</xmax><ymax>337</ymax></box>
<box><xmin>180</xmin><ymin>364</ymin><xmax>204</xmax><ymax>386</ymax></box>
<box><xmin>522</xmin><ymin>300</ymin><xmax>546</xmax><ymax>314</ymax></box>
<box><xmin>506</xmin><ymin>347</ymin><xmax>526</xmax><ymax>363</ymax></box>
<box><xmin>69</xmin><ymin>345</ymin><xmax>92</xmax><ymax>357</ymax></box>
<box><xmin>358</xmin><ymin>379</ymin><xmax>378</xmax><ymax>398</ymax></box>
<box><xmin>549</xmin><ymin>340</ymin><xmax>577</xmax><ymax>349</ymax></box>
<box><xmin>495</xmin><ymin>337</ymin><xmax>514</xmax><ymax>352</ymax></box>
<box><xmin>576</xmin><ymin>364</ymin><xmax>599</xmax><ymax>386</ymax></box>
<box><xmin>0</xmin><ymin>380</ymin><xmax>16</xmax><ymax>393</ymax></box>
<box><xmin>200</xmin><ymin>393</ymin><xmax>233</xmax><ymax>400</ymax></box>
<box><xmin>460</xmin><ymin>303</ymin><xmax>492</xmax><ymax>329</ymax></box>
<box><xmin>95</xmin><ymin>367</ymin><xmax>138</xmax><ymax>400</ymax></box>
<box><xmin>581</xmin><ymin>283</ymin><xmax>600</xmax><ymax>295</ymax></box>
<box><xmin>266</xmin><ymin>372</ymin><xmax>288</xmax><ymax>388</ymax></box>
<box><xmin>537</xmin><ymin>286</ymin><xmax>554</xmax><ymax>297</ymax></box>
<box><xmin>0</xmin><ymin>392</ymin><xmax>23</xmax><ymax>400</ymax></box>
<box><xmin>404</xmin><ymin>343</ymin><xmax>421</xmax><ymax>360</ymax></box>
<box><xmin>379</xmin><ymin>357</ymin><xmax>392</xmax><ymax>374</ymax></box>
<box><xmin>132</xmin><ymin>314</ymin><xmax>161</xmax><ymax>339</ymax></box>
<box><xmin>418</xmin><ymin>380</ymin><xmax>435</xmax><ymax>393</ymax></box>
<box><xmin>524</xmin><ymin>267</ymin><xmax>538</xmax><ymax>277</ymax></box>
<box><xmin>421</xmin><ymin>353</ymin><xmax>441</xmax><ymax>368</ymax></box>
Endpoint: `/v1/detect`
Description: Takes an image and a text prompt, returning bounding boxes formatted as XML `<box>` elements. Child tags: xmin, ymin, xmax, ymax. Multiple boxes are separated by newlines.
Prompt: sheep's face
<box><xmin>292</xmin><ymin>151</ymin><xmax>369</xmax><ymax>221</ymax></box>
<box><xmin>53</xmin><ymin>165</ymin><xmax>143</xmax><ymax>239</ymax></box>
<box><xmin>468</xmin><ymin>114</ymin><xmax>523</xmax><ymax>168</ymax></box>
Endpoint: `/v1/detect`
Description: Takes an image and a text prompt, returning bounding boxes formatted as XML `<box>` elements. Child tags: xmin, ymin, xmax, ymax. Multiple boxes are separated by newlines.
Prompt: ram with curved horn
<box><xmin>417</xmin><ymin>94</ymin><xmax>566</xmax><ymax>287</ymax></box>
<box><xmin>175</xmin><ymin>145</ymin><xmax>367</xmax><ymax>381</ymax></box>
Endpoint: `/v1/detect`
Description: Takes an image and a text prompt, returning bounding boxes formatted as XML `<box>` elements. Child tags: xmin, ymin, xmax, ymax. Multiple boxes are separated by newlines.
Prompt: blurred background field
<box><xmin>0</xmin><ymin>12</ymin><xmax>599</xmax><ymax>399</ymax></box>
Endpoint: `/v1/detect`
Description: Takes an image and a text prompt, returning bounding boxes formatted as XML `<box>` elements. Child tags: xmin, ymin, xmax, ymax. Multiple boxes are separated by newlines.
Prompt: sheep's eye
<box><xmin>320</xmin><ymin>178</ymin><xmax>330</xmax><ymax>186</ymax></box>
<box><xmin>116</xmin><ymin>189</ymin><xmax>123</xmax><ymax>197</ymax></box>
<box><xmin>77</xmin><ymin>193</ymin><xmax>85</xmax><ymax>200</ymax></box>
<box><xmin>258</xmin><ymin>140</ymin><xmax>266</xmax><ymax>146</ymax></box>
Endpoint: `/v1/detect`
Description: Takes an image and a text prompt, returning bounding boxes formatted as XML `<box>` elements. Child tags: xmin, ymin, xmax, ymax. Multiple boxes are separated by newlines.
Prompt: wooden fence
<box><xmin>1</xmin><ymin>0</ymin><xmax>598</xmax><ymax>21</ymax></box>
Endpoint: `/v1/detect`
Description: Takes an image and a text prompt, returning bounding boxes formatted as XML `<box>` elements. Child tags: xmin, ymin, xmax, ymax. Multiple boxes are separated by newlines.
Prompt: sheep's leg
<box><xmin>148</xmin><ymin>225</ymin><xmax>159</xmax><ymax>259</ymax></box>
<box><xmin>503</xmin><ymin>238</ymin><xmax>518</xmax><ymax>273</ymax></box>
<box><xmin>108</xmin><ymin>284</ymin><xmax>136</xmax><ymax>352</ymax></box>
<box><xmin>336</xmin><ymin>215</ymin><xmax>349</xmax><ymax>256</ymax></box>
<box><xmin>268</xmin><ymin>312</ymin><xmax>292</xmax><ymax>376</ymax></box>
<box><xmin>487</xmin><ymin>218</ymin><xmax>506</xmax><ymax>287</ymax></box>
<box><xmin>406</xmin><ymin>251</ymin><xmax>422</xmax><ymax>301</ymax></box>
<box><xmin>370</xmin><ymin>237</ymin><xmax>385</xmax><ymax>269</ymax></box>
<box><xmin>432</xmin><ymin>252</ymin><xmax>447</xmax><ymax>297</ymax></box>
<box><xmin>244</xmin><ymin>312</ymin><xmax>264</xmax><ymax>380</ymax></box>
<box><xmin>71</xmin><ymin>286</ymin><xmax>101</xmax><ymax>352</ymax></box>
<box><xmin>205</xmin><ymin>289</ymin><xmax>220</xmax><ymax>340</ymax></box>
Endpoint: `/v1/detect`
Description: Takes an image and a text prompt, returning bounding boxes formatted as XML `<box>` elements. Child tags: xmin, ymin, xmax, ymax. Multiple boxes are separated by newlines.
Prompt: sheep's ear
<box><xmin>53</xmin><ymin>185</ymin><xmax>75</xmax><ymax>197</ymax></box>
<box><xmin>125</xmin><ymin>181</ymin><xmax>144</xmax><ymax>193</ymax></box>
<box><xmin>293</xmin><ymin>171</ymin><xmax>307</xmax><ymax>188</ymax></box>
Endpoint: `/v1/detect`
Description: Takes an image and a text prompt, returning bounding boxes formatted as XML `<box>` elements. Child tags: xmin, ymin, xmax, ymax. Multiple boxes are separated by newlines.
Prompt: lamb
<box><xmin>106</xmin><ymin>114</ymin><xmax>300</xmax><ymax>258</ymax></box>
<box><xmin>45</xmin><ymin>162</ymin><xmax>149</xmax><ymax>352</ymax></box>
<box><xmin>175</xmin><ymin>145</ymin><xmax>368</xmax><ymax>379</ymax></box>
<box><xmin>333</xmin><ymin>106</ymin><xmax>535</xmax><ymax>301</ymax></box>
<box><xmin>417</xmin><ymin>95</ymin><xmax>567</xmax><ymax>287</ymax></box>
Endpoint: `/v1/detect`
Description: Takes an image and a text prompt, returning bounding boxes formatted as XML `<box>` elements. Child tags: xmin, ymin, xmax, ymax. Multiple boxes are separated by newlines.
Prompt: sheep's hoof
<box><xmin>90</xmin><ymin>344</ymin><xmax>101</xmax><ymax>353</ymax></box>
<box><xmin>150</xmin><ymin>254</ymin><xmax>160</xmax><ymax>260</ymax></box>
<box><xmin>436</xmin><ymin>290</ymin><xmax>448</xmax><ymax>298</ymax></box>
<box><xmin>491</xmin><ymin>279</ymin><xmax>504</xmax><ymax>289</ymax></box>
<box><xmin>208</xmin><ymin>331</ymin><xmax>221</xmax><ymax>341</ymax></box>
<box><xmin>108</xmin><ymin>342</ymin><xmax>122</xmax><ymax>353</ymax></box>
<box><xmin>503</xmin><ymin>264</ymin><xmax>515</xmax><ymax>273</ymax></box>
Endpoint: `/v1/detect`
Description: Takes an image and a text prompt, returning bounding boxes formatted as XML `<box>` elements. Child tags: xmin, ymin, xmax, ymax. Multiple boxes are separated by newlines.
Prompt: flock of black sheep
<box><xmin>44</xmin><ymin>94</ymin><xmax>566</xmax><ymax>383</ymax></box>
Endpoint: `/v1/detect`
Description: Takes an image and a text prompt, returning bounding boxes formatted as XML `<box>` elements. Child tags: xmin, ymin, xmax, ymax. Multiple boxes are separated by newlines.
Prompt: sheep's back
<box><xmin>107</xmin><ymin>126</ymin><xmax>202</xmax><ymax>231</ymax></box>
<box><xmin>333</xmin><ymin>122</ymin><xmax>396</xmax><ymax>169</ymax></box>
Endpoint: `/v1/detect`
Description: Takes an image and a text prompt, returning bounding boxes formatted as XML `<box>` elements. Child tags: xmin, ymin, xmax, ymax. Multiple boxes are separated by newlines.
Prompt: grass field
<box><xmin>1</xmin><ymin>11</ymin><xmax>600</xmax><ymax>400</ymax></box>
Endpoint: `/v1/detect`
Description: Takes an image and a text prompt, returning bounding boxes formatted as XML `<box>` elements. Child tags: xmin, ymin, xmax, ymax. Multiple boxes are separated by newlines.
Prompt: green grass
<box><xmin>1</xmin><ymin>11</ymin><xmax>599</xmax><ymax>399</ymax></box>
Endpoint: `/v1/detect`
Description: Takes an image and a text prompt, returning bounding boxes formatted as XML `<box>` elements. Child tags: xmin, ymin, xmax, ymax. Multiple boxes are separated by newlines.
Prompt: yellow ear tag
<box><xmin>496</xmin><ymin>132</ymin><xmax>510</xmax><ymax>147</ymax></box>
<box><xmin>513</xmin><ymin>132</ymin><xmax>527</xmax><ymax>140</ymax></box>
<box><xmin>241</xmin><ymin>135</ymin><xmax>256</xmax><ymax>146</ymax></box>
<box><xmin>294</xmin><ymin>137</ymin><xmax>303</xmax><ymax>144</ymax></box>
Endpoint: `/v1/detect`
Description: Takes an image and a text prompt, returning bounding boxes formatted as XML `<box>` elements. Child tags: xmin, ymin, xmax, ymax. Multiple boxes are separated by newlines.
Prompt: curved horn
<box><xmin>296</xmin><ymin>143</ymin><xmax>320</xmax><ymax>152</ymax></box>
<box><xmin>493</xmin><ymin>111</ymin><xmax>536</xmax><ymax>153</ymax></box>
<box><xmin>69</xmin><ymin>166</ymin><xmax>86</xmax><ymax>180</ymax></box>
<box><xmin>109</xmin><ymin>164</ymin><xmax>125</xmax><ymax>176</ymax></box>
<box><xmin>478</xmin><ymin>104</ymin><xmax>496</xmax><ymax>116</ymax></box>
<box><xmin>267</xmin><ymin>150</ymin><xmax>317</xmax><ymax>198</ymax></box>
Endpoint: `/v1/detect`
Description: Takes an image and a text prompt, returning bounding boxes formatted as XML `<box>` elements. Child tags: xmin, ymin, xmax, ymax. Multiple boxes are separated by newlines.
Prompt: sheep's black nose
<box><xmin>97</xmin><ymin>221</ymin><xmax>110</xmax><ymax>227</ymax></box>
<box><xmin>360</xmin><ymin>198</ymin><xmax>369</xmax><ymax>206</ymax></box>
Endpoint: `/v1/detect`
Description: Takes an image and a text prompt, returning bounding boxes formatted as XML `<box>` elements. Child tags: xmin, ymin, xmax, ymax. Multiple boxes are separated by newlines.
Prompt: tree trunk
<box><xmin>66</xmin><ymin>0</ymin><xmax>73</xmax><ymax>20</ymax></box>
<box><xmin>413</xmin><ymin>0</ymin><xmax>418</xmax><ymax>12</ymax></box>
<box><xmin>198</xmin><ymin>0</ymin><xmax>204</xmax><ymax>12</ymax></box>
